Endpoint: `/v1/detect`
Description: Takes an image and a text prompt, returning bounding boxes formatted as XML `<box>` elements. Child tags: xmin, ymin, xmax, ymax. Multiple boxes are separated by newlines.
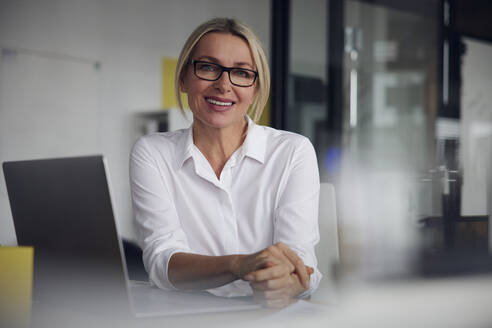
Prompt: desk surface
<box><xmin>29</xmin><ymin>275</ymin><xmax>492</xmax><ymax>328</ymax></box>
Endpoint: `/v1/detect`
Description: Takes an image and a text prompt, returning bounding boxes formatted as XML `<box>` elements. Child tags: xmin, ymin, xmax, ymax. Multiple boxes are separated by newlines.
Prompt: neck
<box><xmin>192</xmin><ymin>118</ymin><xmax>248</xmax><ymax>178</ymax></box>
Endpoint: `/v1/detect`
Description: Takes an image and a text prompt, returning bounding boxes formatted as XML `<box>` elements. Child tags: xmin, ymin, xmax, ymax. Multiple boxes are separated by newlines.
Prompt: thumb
<box><xmin>305</xmin><ymin>266</ymin><xmax>314</xmax><ymax>275</ymax></box>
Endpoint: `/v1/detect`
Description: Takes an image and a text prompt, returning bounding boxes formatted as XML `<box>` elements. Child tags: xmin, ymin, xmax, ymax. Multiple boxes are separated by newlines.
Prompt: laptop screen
<box><xmin>2</xmin><ymin>156</ymin><xmax>130</xmax><ymax>316</ymax></box>
<box><xmin>3</xmin><ymin>156</ymin><xmax>121</xmax><ymax>258</ymax></box>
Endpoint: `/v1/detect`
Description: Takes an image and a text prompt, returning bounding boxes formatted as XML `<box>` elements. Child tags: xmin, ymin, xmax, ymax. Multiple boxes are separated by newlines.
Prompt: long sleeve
<box><xmin>273</xmin><ymin>137</ymin><xmax>322</xmax><ymax>297</ymax></box>
<box><xmin>129</xmin><ymin>136</ymin><xmax>192</xmax><ymax>290</ymax></box>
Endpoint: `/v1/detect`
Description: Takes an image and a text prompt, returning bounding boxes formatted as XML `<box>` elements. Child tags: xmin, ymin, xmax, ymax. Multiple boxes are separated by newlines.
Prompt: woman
<box><xmin>130</xmin><ymin>18</ymin><xmax>321</xmax><ymax>308</ymax></box>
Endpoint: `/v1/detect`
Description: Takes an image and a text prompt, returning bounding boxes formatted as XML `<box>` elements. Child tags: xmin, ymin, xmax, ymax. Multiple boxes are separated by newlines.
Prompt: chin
<box><xmin>197</xmin><ymin>114</ymin><xmax>244</xmax><ymax>130</ymax></box>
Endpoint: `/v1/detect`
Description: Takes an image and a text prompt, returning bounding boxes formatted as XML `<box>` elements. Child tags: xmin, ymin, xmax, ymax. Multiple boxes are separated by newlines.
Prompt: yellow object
<box><xmin>257</xmin><ymin>96</ymin><xmax>271</xmax><ymax>126</ymax></box>
<box><xmin>162</xmin><ymin>57</ymin><xmax>188</xmax><ymax>109</ymax></box>
<box><xmin>0</xmin><ymin>246</ymin><xmax>34</xmax><ymax>328</ymax></box>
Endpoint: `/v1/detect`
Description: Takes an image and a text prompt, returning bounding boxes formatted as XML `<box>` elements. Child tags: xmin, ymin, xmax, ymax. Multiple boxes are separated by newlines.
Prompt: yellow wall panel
<box><xmin>162</xmin><ymin>57</ymin><xmax>188</xmax><ymax>109</ymax></box>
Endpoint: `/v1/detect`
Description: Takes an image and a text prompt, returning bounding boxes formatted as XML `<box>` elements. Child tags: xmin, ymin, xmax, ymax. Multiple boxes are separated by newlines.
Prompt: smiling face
<box><xmin>180</xmin><ymin>32</ymin><xmax>257</xmax><ymax>132</ymax></box>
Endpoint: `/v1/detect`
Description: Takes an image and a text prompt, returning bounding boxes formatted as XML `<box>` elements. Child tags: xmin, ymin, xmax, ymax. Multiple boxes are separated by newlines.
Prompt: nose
<box><xmin>214</xmin><ymin>71</ymin><xmax>232</xmax><ymax>93</ymax></box>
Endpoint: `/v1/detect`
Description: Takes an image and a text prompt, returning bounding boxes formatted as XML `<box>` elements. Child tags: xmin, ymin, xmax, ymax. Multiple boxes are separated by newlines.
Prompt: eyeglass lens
<box><xmin>194</xmin><ymin>61</ymin><xmax>256</xmax><ymax>87</ymax></box>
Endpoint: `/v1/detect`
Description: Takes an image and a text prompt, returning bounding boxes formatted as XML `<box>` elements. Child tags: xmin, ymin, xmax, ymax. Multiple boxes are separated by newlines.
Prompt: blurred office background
<box><xmin>271</xmin><ymin>0</ymin><xmax>492</xmax><ymax>278</ymax></box>
<box><xmin>1</xmin><ymin>0</ymin><xmax>492</xmax><ymax>279</ymax></box>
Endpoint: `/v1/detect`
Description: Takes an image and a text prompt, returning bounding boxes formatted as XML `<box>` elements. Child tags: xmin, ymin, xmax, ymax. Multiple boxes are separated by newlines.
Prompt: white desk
<box><xmin>29</xmin><ymin>274</ymin><xmax>492</xmax><ymax>328</ymax></box>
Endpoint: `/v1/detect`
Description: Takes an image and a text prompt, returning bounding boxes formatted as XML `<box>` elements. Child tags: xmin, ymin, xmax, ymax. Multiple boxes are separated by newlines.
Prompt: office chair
<box><xmin>316</xmin><ymin>183</ymin><xmax>340</xmax><ymax>278</ymax></box>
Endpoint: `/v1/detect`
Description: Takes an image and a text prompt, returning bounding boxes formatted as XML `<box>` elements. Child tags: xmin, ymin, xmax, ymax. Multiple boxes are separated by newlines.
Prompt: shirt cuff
<box><xmin>296</xmin><ymin>268</ymin><xmax>323</xmax><ymax>299</ymax></box>
<box><xmin>147</xmin><ymin>247</ymin><xmax>191</xmax><ymax>291</ymax></box>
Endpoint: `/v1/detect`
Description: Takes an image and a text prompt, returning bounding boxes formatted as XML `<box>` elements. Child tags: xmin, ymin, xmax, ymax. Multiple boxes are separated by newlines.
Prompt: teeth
<box><xmin>206</xmin><ymin>98</ymin><xmax>233</xmax><ymax>106</ymax></box>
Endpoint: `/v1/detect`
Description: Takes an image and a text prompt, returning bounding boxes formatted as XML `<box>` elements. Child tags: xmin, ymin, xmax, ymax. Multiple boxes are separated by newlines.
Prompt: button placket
<box><xmin>220</xmin><ymin>166</ymin><xmax>239</xmax><ymax>253</ymax></box>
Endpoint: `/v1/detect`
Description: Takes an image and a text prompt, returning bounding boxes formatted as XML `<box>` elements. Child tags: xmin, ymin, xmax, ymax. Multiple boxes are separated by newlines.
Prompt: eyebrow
<box><xmin>195</xmin><ymin>55</ymin><xmax>255</xmax><ymax>70</ymax></box>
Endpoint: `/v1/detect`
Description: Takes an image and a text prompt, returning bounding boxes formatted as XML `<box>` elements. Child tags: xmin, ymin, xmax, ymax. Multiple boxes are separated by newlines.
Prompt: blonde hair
<box><xmin>175</xmin><ymin>18</ymin><xmax>270</xmax><ymax>122</ymax></box>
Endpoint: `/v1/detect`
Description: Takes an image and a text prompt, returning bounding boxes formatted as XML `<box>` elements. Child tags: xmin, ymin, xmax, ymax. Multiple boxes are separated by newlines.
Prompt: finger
<box><xmin>240</xmin><ymin>255</ymin><xmax>280</xmax><ymax>278</ymax></box>
<box><xmin>263</xmin><ymin>260</ymin><xmax>277</xmax><ymax>268</ymax></box>
<box><xmin>254</xmin><ymin>258</ymin><xmax>278</xmax><ymax>271</ymax></box>
<box><xmin>278</xmin><ymin>244</ymin><xmax>306</xmax><ymax>275</ymax></box>
<box><xmin>250</xmin><ymin>276</ymin><xmax>290</xmax><ymax>291</ymax></box>
<box><xmin>306</xmin><ymin>266</ymin><xmax>314</xmax><ymax>275</ymax></box>
<box><xmin>244</xmin><ymin>263</ymin><xmax>290</xmax><ymax>282</ymax></box>
<box><xmin>266</xmin><ymin>246</ymin><xmax>295</xmax><ymax>272</ymax></box>
<box><xmin>282</xmin><ymin>247</ymin><xmax>309</xmax><ymax>289</ymax></box>
<box><xmin>245</xmin><ymin>266</ymin><xmax>280</xmax><ymax>282</ymax></box>
<box><xmin>254</xmin><ymin>287</ymin><xmax>288</xmax><ymax>300</ymax></box>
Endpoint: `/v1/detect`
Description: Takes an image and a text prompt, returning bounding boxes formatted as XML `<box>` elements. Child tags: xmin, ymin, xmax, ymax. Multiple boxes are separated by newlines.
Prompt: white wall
<box><xmin>0</xmin><ymin>0</ymin><xmax>270</xmax><ymax>245</ymax></box>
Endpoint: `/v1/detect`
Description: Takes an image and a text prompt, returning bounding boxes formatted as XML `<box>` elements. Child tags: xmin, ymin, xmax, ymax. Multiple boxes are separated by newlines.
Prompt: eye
<box><xmin>197</xmin><ymin>63</ymin><xmax>219</xmax><ymax>72</ymax></box>
<box><xmin>233</xmin><ymin>69</ymin><xmax>254</xmax><ymax>79</ymax></box>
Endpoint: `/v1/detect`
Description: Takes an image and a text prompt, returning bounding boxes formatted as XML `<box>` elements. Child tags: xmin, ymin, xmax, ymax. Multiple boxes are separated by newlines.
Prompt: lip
<box><xmin>204</xmin><ymin>96</ymin><xmax>235</xmax><ymax>112</ymax></box>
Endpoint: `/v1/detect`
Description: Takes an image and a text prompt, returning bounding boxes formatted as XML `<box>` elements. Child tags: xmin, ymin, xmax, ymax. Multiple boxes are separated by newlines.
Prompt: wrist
<box><xmin>229</xmin><ymin>254</ymin><xmax>246</xmax><ymax>278</ymax></box>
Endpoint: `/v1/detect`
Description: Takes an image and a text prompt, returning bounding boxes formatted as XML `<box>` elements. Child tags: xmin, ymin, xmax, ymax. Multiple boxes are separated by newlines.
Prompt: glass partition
<box><xmin>339</xmin><ymin>0</ymin><xmax>440</xmax><ymax>277</ymax></box>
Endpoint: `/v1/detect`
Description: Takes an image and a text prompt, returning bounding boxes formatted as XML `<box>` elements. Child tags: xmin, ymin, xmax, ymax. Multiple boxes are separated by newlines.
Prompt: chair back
<box><xmin>316</xmin><ymin>183</ymin><xmax>339</xmax><ymax>276</ymax></box>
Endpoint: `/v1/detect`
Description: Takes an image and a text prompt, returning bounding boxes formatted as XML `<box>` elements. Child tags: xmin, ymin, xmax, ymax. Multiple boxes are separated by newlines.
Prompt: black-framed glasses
<box><xmin>192</xmin><ymin>60</ymin><xmax>258</xmax><ymax>87</ymax></box>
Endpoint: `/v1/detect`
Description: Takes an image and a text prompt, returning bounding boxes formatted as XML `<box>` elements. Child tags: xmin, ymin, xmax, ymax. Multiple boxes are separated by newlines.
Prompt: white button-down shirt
<box><xmin>130</xmin><ymin>116</ymin><xmax>321</xmax><ymax>297</ymax></box>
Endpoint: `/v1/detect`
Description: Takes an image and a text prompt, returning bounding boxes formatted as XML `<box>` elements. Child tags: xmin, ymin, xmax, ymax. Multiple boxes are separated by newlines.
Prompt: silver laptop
<box><xmin>2</xmin><ymin>155</ymin><xmax>259</xmax><ymax>320</ymax></box>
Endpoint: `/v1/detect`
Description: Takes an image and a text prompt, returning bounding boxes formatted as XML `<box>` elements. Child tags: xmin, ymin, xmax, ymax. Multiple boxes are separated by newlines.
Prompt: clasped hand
<box><xmin>231</xmin><ymin>242</ymin><xmax>313</xmax><ymax>308</ymax></box>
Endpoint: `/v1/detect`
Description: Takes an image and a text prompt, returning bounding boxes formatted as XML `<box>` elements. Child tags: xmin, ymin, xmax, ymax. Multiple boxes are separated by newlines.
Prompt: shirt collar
<box><xmin>175</xmin><ymin>115</ymin><xmax>267</xmax><ymax>169</ymax></box>
<box><xmin>175</xmin><ymin>126</ymin><xmax>194</xmax><ymax>169</ymax></box>
<box><xmin>242</xmin><ymin>115</ymin><xmax>266</xmax><ymax>164</ymax></box>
